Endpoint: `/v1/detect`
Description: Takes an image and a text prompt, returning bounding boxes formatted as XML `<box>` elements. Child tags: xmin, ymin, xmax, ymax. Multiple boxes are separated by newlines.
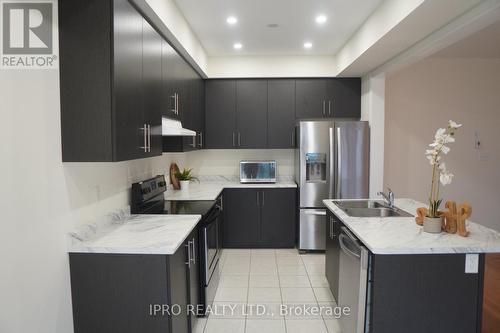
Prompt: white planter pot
<box><xmin>423</xmin><ymin>216</ymin><xmax>443</xmax><ymax>234</ymax></box>
<box><xmin>180</xmin><ymin>180</ymin><xmax>190</xmax><ymax>191</ymax></box>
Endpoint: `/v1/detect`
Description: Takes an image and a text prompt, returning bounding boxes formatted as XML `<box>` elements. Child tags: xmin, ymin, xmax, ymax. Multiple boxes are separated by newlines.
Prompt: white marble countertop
<box><xmin>323</xmin><ymin>198</ymin><xmax>500</xmax><ymax>255</ymax></box>
<box><xmin>165</xmin><ymin>176</ymin><xmax>297</xmax><ymax>201</ymax></box>
<box><xmin>69</xmin><ymin>211</ymin><xmax>201</xmax><ymax>255</ymax></box>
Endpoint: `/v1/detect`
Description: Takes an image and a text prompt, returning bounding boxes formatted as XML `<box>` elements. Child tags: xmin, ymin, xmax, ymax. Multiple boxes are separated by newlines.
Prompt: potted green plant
<box><xmin>175</xmin><ymin>168</ymin><xmax>198</xmax><ymax>191</ymax></box>
<box><xmin>424</xmin><ymin>120</ymin><xmax>462</xmax><ymax>233</ymax></box>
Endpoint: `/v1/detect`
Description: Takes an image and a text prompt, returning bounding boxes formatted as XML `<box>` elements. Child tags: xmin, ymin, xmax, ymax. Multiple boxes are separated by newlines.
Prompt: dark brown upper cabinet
<box><xmin>205</xmin><ymin>78</ymin><xmax>360</xmax><ymax>149</ymax></box>
<box><xmin>236</xmin><ymin>80</ymin><xmax>268</xmax><ymax>149</ymax></box>
<box><xmin>205</xmin><ymin>80</ymin><xmax>237</xmax><ymax>149</ymax></box>
<box><xmin>295</xmin><ymin>78</ymin><xmax>361</xmax><ymax>119</ymax></box>
<box><xmin>161</xmin><ymin>40</ymin><xmax>205</xmax><ymax>153</ymax></box>
<box><xmin>268</xmin><ymin>80</ymin><xmax>296</xmax><ymax>148</ymax></box>
<box><xmin>59</xmin><ymin>0</ymin><xmax>165</xmax><ymax>161</ymax></box>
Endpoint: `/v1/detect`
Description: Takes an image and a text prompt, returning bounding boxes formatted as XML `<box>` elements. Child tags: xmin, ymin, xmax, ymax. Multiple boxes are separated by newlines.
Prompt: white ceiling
<box><xmin>432</xmin><ymin>19</ymin><xmax>500</xmax><ymax>59</ymax></box>
<box><xmin>173</xmin><ymin>0</ymin><xmax>383</xmax><ymax>56</ymax></box>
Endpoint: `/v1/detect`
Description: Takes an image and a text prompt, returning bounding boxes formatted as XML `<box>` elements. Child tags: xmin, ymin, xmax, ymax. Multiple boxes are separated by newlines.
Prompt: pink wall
<box><xmin>384</xmin><ymin>58</ymin><xmax>500</xmax><ymax>230</ymax></box>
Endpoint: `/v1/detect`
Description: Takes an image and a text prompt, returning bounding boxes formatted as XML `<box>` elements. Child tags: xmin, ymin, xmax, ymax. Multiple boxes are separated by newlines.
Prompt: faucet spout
<box><xmin>377</xmin><ymin>188</ymin><xmax>395</xmax><ymax>208</ymax></box>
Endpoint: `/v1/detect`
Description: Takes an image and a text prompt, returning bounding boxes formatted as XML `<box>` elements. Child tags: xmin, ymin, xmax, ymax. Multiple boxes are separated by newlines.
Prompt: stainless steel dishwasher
<box><xmin>338</xmin><ymin>226</ymin><xmax>369</xmax><ymax>333</ymax></box>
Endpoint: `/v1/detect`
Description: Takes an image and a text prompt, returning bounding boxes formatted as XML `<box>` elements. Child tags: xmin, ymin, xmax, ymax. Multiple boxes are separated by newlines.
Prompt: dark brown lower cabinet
<box><xmin>223</xmin><ymin>188</ymin><xmax>296</xmax><ymax>248</ymax></box>
<box><xmin>369</xmin><ymin>253</ymin><xmax>484</xmax><ymax>333</ymax></box>
<box><xmin>69</xmin><ymin>230</ymin><xmax>198</xmax><ymax>333</ymax></box>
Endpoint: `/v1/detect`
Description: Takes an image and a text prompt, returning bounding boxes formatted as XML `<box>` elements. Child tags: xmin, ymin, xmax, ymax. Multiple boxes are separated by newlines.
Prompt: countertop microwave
<box><xmin>239</xmin><ymin>161</ymin><xmax>277</xmax><ymax>183</ymax></box>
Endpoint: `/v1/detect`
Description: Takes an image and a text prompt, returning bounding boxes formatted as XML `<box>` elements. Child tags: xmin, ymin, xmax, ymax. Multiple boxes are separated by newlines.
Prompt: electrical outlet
<box><xmin>465</xmin><ymin>254</ymin><xmax>479</xmax><ymax>274</ymax></box>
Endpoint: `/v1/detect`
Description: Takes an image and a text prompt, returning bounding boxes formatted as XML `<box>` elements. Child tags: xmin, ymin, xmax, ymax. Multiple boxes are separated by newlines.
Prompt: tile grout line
<box><xmin>275</xmin><ymin>249</ymin><xmax>288</xmax><ymax>333</ymax></box>
<box><xmin>244</xmin><ymin>249</ymin><xmax>252</xmax><ymax>333</ymax></box>
<box><xmin>301</xmin><ymin>253</ymin><xmax>330</xmax><ymax>333</ymax></box>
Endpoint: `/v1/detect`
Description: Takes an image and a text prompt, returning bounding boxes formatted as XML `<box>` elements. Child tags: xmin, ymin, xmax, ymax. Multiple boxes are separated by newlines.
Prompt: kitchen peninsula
<box><xmin>324</xmin><ymin>198</ymin><xmax>500</xmax><ymax>333</ymax></box>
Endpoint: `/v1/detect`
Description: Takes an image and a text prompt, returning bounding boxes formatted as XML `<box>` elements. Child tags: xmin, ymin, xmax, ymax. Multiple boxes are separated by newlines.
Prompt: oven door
<box><xmin>203</xmin><ymin>207</ymin><xmax>221</xmax><ymax>284</ymax></box>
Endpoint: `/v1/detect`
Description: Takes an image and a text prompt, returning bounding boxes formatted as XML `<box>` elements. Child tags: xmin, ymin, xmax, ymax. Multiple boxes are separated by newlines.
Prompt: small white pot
<box><xmin>423</xmin><ymin>216</ymin><xmax>443</xmax><ymax>234</ymax></box>
<box><xmin>180</xmin><ymin>180</ymin><xmax>190</xmax><ymax>191</ymax></box>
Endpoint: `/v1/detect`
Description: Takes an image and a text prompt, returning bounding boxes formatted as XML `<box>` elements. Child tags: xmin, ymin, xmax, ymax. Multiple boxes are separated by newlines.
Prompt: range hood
<box><xmin>162</xmin><ymin>117</ymin><xmax>196</xmax><ymax>136</ymax></box>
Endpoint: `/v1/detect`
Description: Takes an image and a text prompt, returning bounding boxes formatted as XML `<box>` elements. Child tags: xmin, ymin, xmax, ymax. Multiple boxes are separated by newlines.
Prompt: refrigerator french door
<box><xmin>296</xmin><ymin>120</ymin><xmax>369</xmax><ymax>251</ymax></box>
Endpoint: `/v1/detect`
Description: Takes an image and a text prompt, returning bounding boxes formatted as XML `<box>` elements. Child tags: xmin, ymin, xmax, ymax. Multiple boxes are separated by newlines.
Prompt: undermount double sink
<box><xmin>333</xmin><ymin>200</ymin><xmax>414</xmax><ymax>218</ymax></box>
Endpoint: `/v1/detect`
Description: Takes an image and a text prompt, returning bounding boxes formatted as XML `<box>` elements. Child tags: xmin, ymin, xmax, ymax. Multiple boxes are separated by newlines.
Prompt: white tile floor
<box><xmin>194</xmin><ymin>248</ymin><xmax>342</xmax><ymax>333</ymax></box>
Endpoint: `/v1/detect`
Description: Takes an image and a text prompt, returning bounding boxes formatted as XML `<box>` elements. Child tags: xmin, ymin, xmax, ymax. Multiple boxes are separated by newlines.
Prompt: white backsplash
<box><xmin>183</xmin><ymin>149</ymin><xmax>295</xmax><ymax>178</ymax></box>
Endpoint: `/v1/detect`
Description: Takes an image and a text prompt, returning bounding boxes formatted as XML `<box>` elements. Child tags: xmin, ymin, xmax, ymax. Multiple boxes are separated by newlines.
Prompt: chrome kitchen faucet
<box><xmin>378</xmin><ymin>188</ymin><xmax>395</xmax><ymax>208</ymax></box>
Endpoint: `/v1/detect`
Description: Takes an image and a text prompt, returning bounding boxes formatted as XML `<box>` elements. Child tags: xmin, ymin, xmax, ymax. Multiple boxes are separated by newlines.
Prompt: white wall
<box><xmin>208</xmin><ymin>55</ymin><xmax>336</xmax><ymax>78</ymax></box>
<box><xmin>361</xmin><ymin>75</ymin><xmax>386</xmax><ymax>198</ymax></box>
<box><xmin>384</xmin><ymin>58</ymin><xmax>500</xmax><ymax>230</ymax></box>
<box><xmin>145</xmin><ymin>0</ymin><xmax>208</xmax><ymax>73</ymax></box>
<box><xmin>0</xmin><ymin>69</ymin><xmax>186</xmax><ymax>333</ymax></box>
<box><xmin>184</xmin><ymin>149</ymin><xmax>294</xmax><ymax>178</ymax></box>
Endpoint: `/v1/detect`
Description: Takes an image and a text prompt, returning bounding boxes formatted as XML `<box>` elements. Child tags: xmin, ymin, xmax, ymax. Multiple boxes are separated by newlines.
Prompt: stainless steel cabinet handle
<box><xmin>198</xmin><ymin>132</ymin><xmax>203</xmax><ymax>148</ymax></box>
<box><xmin>185</xmin><ymin>241</ymin><xmax>191</xmax><ymax>267</ymax></box>
<box><xmin>328</xmin><ymin>100</ymin><xmax>332</xmax><ymax>116</ymax></box>
<box><xmin>147</xmin><ymin>124</ymin><xmax>151</xmax><ymax>152</ymax></box>
<box><xmin>261</xmin><ymin>191</ymin><xmax>265</xmax><ymax>206</ymax></box>
<box><xmin>256</xmin><ymin>191</ymin><xmax>260</xmax><ymax>206</ymax></box>
<box><xmin>291</xmin><ymin>128</ymin><xmax>294</xmax><ymax>147</ymax></box>
<box><xmin>190</xmin><ymin>135</ymin><xmax>196</xmax><ymax>148</ymax></box>
<box><xmin>238</xmin><ymin>132</ymin><xmax>241</xmax><ymax>147</ymax></box>
<box><xmin>175</xmin><ymin>93</ymin><xmax>179</xmax><ymax>115</ymax></box>
<box><xmin>140</xmin><ymin>124</ymin><xmax>147</xmax><ymax>152</ymax></box>
<box><xmin>191</xmin><ymin>238</ymin><xmax>196</xmax><ymax>264</ymax></box>
<box><xmin>322</xmin><ymin>100</ymin><xmax>326</xmax><ymax>117</ymax></box>
<box><xmin>329</xmin><ymin>217</ymin><xmax>333</xmax><ymax>239</ymax></box>
<box><xmin>171</xmin><ymin>95</ymin><xmax>176</xmax><ymax>114</ymax></box>
<box><xmin>232</xmin><ymin>132</ymin><xmax>235</xmax><ymax>147</ymax></box>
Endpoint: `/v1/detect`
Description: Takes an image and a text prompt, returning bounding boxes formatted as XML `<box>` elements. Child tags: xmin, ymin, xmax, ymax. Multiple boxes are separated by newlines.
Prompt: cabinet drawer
<box><xmin>299</xmin><ymin>209</ymin><xmax>326</xmax><ymax>250</ymax></box>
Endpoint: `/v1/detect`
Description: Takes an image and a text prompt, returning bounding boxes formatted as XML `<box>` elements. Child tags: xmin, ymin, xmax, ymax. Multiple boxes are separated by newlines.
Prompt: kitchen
<box><xmin>2</xmin><ymin>0</ymin><xmax>500</xmax><ymax>333</ymax></box>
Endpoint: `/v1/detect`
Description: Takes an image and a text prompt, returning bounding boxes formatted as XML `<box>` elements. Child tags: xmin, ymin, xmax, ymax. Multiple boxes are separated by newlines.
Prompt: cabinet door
<box><xmin>295</xmin><ymin>79</ymin><xmax>327</xmax><ymax>119</ymax></box>
<box><xmin>161</xmin><ymin>40</ymin><xmax>179</xmax><ymax>119</ymax></box>
<box><xmin>178</xmin><ymin>60</ymin><xmax>193</xmax><ymax>127</ymax></box>
<box><xmin>337</xmin><ymin>78</ymin><xmax>361</xmax><ymax>118</ymax></box>
<box><xmin>223</xmin><ymin>189</ymin><xmax>260</xmax><ymax>246</ymax></box>
<box><xmin>325</xmin><ymin>79</ymin><xmax>342</xmax><ymax>118</ymax></box>
<box><xmin>142</xmin><ymin>19</ymin><xmax>163</xmax><ymax>156</ymax></box>
<box><xmin>260</xmin><ymin>188</ymin><xmax>296</xmax><ymax>247</ymax></box>
<box><xmin>236</xmin><ymin>80</ymin><xmax>268</xmax><ymax>148</ymax></box>
<box><xmin>112</xmin><ymin>0</ymin><xmax>145</xmax><ymax>161</ymax></box>
<box><xmin>205</xmin><ymin>80</ymin><xmax>237</xmax><ymax>148</ymax></box>
<box><xmin>187</xmin><ymin>230</ymin><xmax>200</xmax><ymax>330</ymax></box>
<box><xmin>169</xmin><ymin>240</ymin><xmax>190</xmax><ymax>333</ymax></box>
<box><xmin>325</xmin><ymin>212</ymin><xmax>340</xmax><ymax>301</ymax></box>
<box><xmin>268</xmin><ymin>80</ymin><xmax>296</xmax><ymax>148</ymax></box>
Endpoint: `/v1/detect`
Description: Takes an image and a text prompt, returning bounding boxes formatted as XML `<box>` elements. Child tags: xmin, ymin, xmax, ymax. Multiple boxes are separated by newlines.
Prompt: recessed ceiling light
<box><xmin>226</xmin><ymin>16</ymin><xmax>238</xmax><ymax>25</ymax></box>
<box><xmin>315</xmin><ymin>15</ymin><xmax>327</xmax><ymax>24</ymax></box>
<box><xmin>303</xmin><ymin>42</ymin><xmax>313</xmax><ymax>49</ymax></box>
<box><xmin>267</xmin><ymin>23</ymin><xmax>279</xmax><ymax>28</ymax></box>
<box><xmin>233</xmin><ymin>43</ymin><xmax>243</xmax><ymax>50</ymax></box>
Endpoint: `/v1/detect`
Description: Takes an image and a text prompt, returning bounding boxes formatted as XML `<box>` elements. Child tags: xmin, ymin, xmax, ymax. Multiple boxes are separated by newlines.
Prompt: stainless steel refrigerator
<box><xmin>295</xmin><ymin>120</ymin><xmax>369</xmax><ymax>251</ymax></box>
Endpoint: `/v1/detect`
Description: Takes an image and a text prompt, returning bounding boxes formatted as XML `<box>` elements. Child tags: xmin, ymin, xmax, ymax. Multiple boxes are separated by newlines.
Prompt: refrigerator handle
<box><xmin>336</xmin><ymin>127</ymin><xmax>342</xmax><ymax>198</ymax></box>
<box><xmin>329</xmin><ymin>127</ymin><xmax>335</xmax><ymax>199</ymax></box>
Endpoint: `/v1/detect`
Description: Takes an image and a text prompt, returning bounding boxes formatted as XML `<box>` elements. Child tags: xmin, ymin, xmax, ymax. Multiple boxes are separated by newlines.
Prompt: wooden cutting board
<box><xmin>170</xmin><ymin>163</ymin><xmax>180</xmax><ymax>190</ymax></box>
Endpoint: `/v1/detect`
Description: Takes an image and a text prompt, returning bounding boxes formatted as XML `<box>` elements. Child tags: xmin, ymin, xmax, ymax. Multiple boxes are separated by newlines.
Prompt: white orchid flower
<box><xmin>444</xmin><ymin>136</ymin><xmax>455</xmax><ymax>144</ymax></box>
<box><xmin>448</xmin><ymin>120</ymin><xmax>462</xmax><ymax>129</ymax></box>
<box><xmin>441</xmin><ymin>145</ymin><xmax>450</xmax><ymax>154</ymax></box>
<box><xmin>440</xmin><ymin>171</ymin><xmax>454</xmax><ymax>186</ymax></box>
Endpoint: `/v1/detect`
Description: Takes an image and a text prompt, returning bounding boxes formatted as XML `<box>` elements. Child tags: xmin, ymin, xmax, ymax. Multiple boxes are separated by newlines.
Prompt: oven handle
<box><xmin>204</xmin><ymin>205</ymin><xmax>221</xmax><ymax>224</ymax></box>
